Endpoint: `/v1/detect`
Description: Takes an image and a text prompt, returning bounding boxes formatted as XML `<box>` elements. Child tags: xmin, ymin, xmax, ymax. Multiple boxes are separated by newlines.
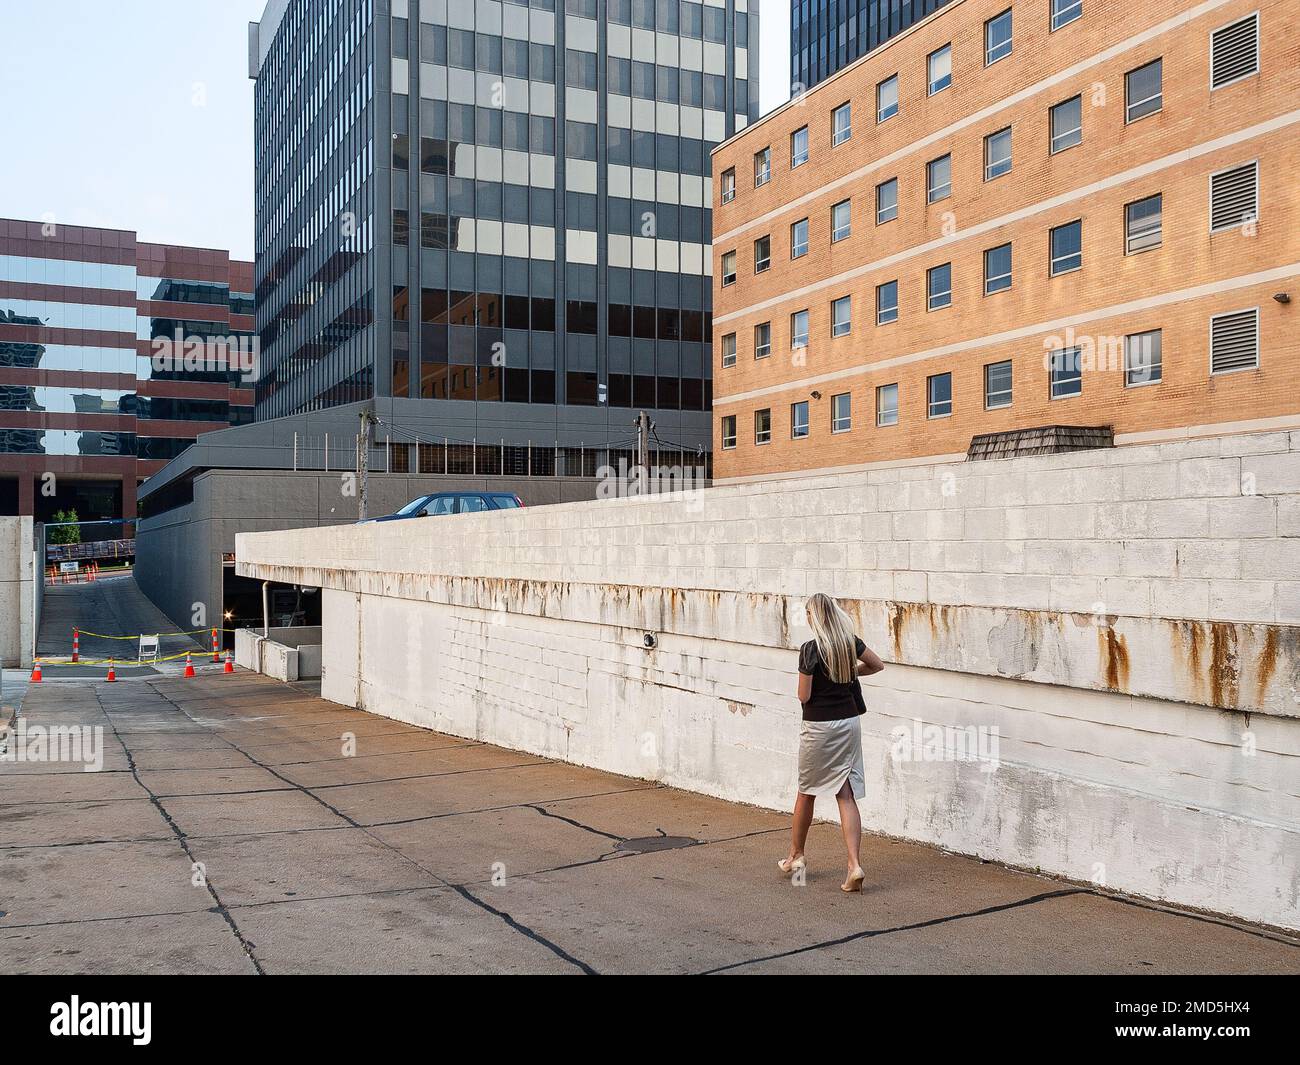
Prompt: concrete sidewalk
<box><xmin>1</xmin><ymin>672</ymin><xmax>1297</xmax><ymax>975</ymax></box>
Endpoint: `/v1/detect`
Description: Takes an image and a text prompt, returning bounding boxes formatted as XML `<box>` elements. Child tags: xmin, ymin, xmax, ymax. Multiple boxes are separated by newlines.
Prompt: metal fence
<box><xmin>45</xmin><ymin>538</ymin><xmax>136</xmax><ymax>562</ymax></box>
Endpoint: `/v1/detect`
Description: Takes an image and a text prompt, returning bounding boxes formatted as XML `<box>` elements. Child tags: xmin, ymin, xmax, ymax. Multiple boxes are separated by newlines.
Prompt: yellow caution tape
<box><xmin>74</xmin><ymin>628</ymin><xmax>240</xmax><ymax>640</ymax></box>
<box><xmin>37</xmin><ymin>649</ymin><xmax>226</xmax><ymax>667</ymax></box>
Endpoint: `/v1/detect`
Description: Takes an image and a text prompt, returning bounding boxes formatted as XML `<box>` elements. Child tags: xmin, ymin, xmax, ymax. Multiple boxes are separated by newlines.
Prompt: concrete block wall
<box><xmin>0</xmin><ymin>517</ymin><xmax>34</xmax><ymax>668</ymax></box>
<box><xmin>238</xmin><ymin>431</ymin><xmax>1300</xmax><ymax>929</ymax></box>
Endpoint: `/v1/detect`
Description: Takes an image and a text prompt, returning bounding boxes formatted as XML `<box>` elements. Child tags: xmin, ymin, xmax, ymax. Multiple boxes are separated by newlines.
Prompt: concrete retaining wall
<box><xmin>233</xmin><ymin>625</ymin><xmax>323</xmax><ymax>682</ymax></box>
<box><xmin>0</xmin><ymin>517</ymin><xmax>35</xmax><ymax>668</ymax></box>
<box><xmin>238</xmin><ymin>430</ymin><xmax>1300</xmax><ymax>930</ymax></box>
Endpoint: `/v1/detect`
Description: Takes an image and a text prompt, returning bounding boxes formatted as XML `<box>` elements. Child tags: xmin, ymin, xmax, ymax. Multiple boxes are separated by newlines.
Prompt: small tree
<box><xmin>48</xmin><ymin>509</ymin><xmax>82</xmax><ymax>546</ymax></box>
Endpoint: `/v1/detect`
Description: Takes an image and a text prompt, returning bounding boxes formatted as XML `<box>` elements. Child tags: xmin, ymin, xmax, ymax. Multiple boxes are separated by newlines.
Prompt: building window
<box><xmin>1050</xmin><ymin>96</ymin><xmax>1082</xmax><ymax>153</ymax></box>
<box><xmin>1125</xmin><ymin>194</ymin><xmax>1162</xmax><ymax>254</ymax></box>
<box><xmin>721</xmin><ymin>332</ymin><xmax>737</xmax><ymax>367</ymax></box>
<box><xmin>1210</xmin><ymin>161</ymin><xmax>1259</xmax><ymax>233</ymax></box>
<box><xmin>927</xmin><ymin>263</ymin><xmax>952</xmax><ymax>310</ymax></box>
<box><xmin>1051</xmin><ymin>0</ymin><xmax>1082</xmax><ymax>31</ymax></box>
<box><xmin>1124</xmin><ymin>329</ymin><xmax>1162</xmax><ymax>386</ymax></box>
<box><xmin>832</xmin><ymin>392</ymin><xmax>852</xmax><ymax>432</ymax></box>
<box><xmin>927</xmin><ymin>373</ymin><xmax>953</xmax><ymax>418</ymax></box>
<box><xmin>721</xmin><ymin>167</ymin><xmax>736</xmax><ymax>204</ymax></box>
<box><xmin>791</xmin><ymin>218</ymin><xmax>810</xmax><ymax>258</ymax></box>
<box><xmin>754</xmin><ymin>321</ymin><xmax>772</xmax><ymax>359</ymax></box>
<box><xmin>928</xmin><ymin>44</ymin><xmax>952</xmax><ymax>95</ymax></box>
<box><xmin>986</xmin><ymin>10</ymin><xmax>1013</xmax><ymax>65</ymax></box>
<box><xmin>1049</xmin><ymin>347</ymin><xmax>1083</xmax><ymax>398</ymax></box>
<box><xmin>1210</xmin><ymin>308</ymin><xmax>1259</xmax><ymax>374</ymax></box>
<box><xmin>876</xmin><ymin>383</ymin><xmax>899</xmax><ymax>426</ymax></box>
<box><xmin>791</xmin><ymin>400</ymin><xmax>810</xmax><ymax>439</ymax></box>
<box><xmin>1211</xmin><ymin>13</ymin><xmax>1259</xmax><ymax>90</ymax></box>
<box><xmin>831</xmin><ymin>295</ymin><xmax>851</xmax><ymax>337</ymax></box>
<box><xmin>721</xmin><ymin>414</ymin><xmax>737</xmax><ymax>449</ymax></box>
<box><xmin>755</xmin><ymin>408</ymin><xmax>772</xmax><ymax>445</ymax></box>
<box><xmin>877</xmin><ymin>74</ymin><xmax>899</xmax><ymax>122</ymax></box>
<box><xmin>927</xmin><ymin>154</ymin><xmax>952</xmax><ymax>203</ymax></box>
<box><xmin>754</xmin><ymin>147</ymin><xmax>771</xmax><ymax>186</ymax></box>
<box><xmin>984</xmin><ymin>360</ymin><xmax>1013</xmax><ymax>409</ymax></box>
<box><xmin>985</xmin><ymin>127</ymin><xmax>1012</xmax><ymax>180</ymax></box>
<box><xmin>831</xmin><ymin>199</ymin><xmax>851</xmax><ymax>242</ymax></box>
<box><xmin>791</xmin><ymin>126</ymin><xmax>809</xmax><ymax>168</ymax></box>
<box><xmin>1050</xmin><ymin>220</ymin><xmax>1082</xmax><ymax>275</ymax></box>
<box><xmin>754</xmin><ymin>235</ymin><xmax>771</xmax><ymax>273</ymax></box>
<box><xmin>832</xmin><ymin>102</ymin><xmax>852</xmax><ymax>146</ymax></box>
<box><xmin>1125</xmin><ymin>59</ymin><xmax>1162</xmax><ymax>122</ymax></box>
<box><xmin>876</xmin><ymin>178</ymin><xmax>898</xmax><ymax>223</ymax></box>
<box><xmin>721</xmin><ymin>249</ymin><xmax>737</xmax><ymax>285</ymax></box>
<box><xmin>876</xmin><ymin>280</ymin><xmax>899</xmax><ymax>324</ymax></box>
<box><xmin>984</xmin><ymin>243</ymin><xmax>1012</xmax><ymax>293</ymax></box>
<box><xmin>791</xmin><ymin>309</ymin><xmax>810</xmax><ymax>348</ymax></box>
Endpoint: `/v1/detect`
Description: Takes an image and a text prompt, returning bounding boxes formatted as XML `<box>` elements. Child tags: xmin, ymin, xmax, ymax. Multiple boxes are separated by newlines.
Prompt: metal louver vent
<box><xmin>1211</xmin><ymin>309</ymin><xmax>1259</xmax><ymax>374</ymax></box>
<box><xmin>1211</xmin><ymin>14</ymin><xmax>1259</xmax><ymax>89</ymax></box>
<box><xmin>1210</xmin><ymin>162</ymin><xmax>1257</xmax><ymax>232</ymax></box>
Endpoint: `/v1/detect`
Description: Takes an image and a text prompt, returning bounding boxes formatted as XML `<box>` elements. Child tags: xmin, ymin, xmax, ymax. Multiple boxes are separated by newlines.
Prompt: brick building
<box><xmin>711</xmin><ymin>0</ymin><xmax>1298</xmax><ymax>482</ymax></box>
<box><xmin>0</xmin><ymin>218</ymin><xmax>255</xmax><ymax>520</ymax></box>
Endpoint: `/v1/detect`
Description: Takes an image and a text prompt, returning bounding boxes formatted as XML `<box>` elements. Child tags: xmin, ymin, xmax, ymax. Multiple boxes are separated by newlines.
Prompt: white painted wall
<box><xmin>239</xmin><ymin>431</ymin><xmax>1300</xmax><ymax>930</ymax></box>
<box><xmin>0</xmin><ymin>517</ymin><xmax>34</xmax><ymax>668</ymax></box>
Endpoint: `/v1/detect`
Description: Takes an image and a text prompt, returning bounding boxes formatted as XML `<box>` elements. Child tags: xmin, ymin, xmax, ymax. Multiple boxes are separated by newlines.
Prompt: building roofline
<box><xmin>711</xmin><ymin>0</ymin><xmax>967</xmax><ymax>156</ymax></box>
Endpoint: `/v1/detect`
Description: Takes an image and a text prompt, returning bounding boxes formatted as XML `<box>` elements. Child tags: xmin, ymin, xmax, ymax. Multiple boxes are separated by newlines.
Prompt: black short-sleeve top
<box><xmin>798</xmin><ymin>636</ymin><xmax>866</xmax><ymax>722</ymax></box>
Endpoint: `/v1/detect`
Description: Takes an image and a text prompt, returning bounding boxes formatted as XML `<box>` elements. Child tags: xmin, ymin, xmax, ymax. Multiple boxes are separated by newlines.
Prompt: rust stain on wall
<box><xmin>887</xmin><ymin>602</ymin><xmax>906</xmax><ymax>660</ymax></box>
<box><xmin>1097</xmin><ymin>626</ymin><xmax>1130</xmax><ymax>692</ymax></box>
<box><xmin>725</xmin><ymin>699</ymin><xmax>754</xmax><ymax>717</ymax></box>
<box><xmin>1208</xmin><ymin>622</ymin><xmax>1240</xmax><ymax>710</ymax></box>
<box><xmin>1255</xmin><ymin>627</ymin><xmax>1279</xmax><ymax>707</ymax></box>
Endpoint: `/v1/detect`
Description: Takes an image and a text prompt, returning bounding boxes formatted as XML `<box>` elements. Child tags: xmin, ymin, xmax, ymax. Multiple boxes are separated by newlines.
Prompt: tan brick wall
<box><xmin>710</xmin><ymin>0</ymin><xmax>1300</xmax><ymax>479</ymax></box>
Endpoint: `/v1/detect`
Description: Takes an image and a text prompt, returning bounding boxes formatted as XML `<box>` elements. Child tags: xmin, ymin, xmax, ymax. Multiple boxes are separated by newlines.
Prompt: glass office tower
<box><xmin>791</xmin><ymin>0</ymin><xmax>950</xmax><ymax>92</ymax></box>
<box><xmin>250</xmin><ymin>0</ymin><xmax>758</xmax><ymax>471</ymax></box>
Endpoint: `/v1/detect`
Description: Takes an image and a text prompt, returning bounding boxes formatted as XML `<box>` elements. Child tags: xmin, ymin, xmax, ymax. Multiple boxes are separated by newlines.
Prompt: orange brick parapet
<box><xmin>710</xmin><ymin>0</ymin><xmax>1300</xmax><ymax>481</ymax></box>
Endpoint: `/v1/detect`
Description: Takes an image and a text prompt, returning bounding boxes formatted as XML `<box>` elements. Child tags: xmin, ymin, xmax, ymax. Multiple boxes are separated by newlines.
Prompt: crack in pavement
<box><xmin>699</xmin><ymin>884</ymin><xmax>1300</xmax><ymax>974</ymax></box>
<box><xmin>145</xmin><ymin>680</ymin><xmax>601</xmax><ymax>976</ymax></box>
<box><xmin>91</xmin><ymin>686</ymin><xmax>265</xmax><ymax>975</ymax></box>
<box><xmin>524</xmin><ymin>803</ymin><xmax>627</xmax><ymax>843</ymax></box>
<box><xmin>699</xmin><ymin>888</ymin><xmax>1091</xmax><ymax>974</ymax></box>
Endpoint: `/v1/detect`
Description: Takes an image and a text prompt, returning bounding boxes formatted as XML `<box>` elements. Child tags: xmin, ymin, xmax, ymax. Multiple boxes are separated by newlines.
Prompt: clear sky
<box><xmin>0</xmin><ymin>1</ymin><xmax>790</xmax><ymax>263</ymax></box>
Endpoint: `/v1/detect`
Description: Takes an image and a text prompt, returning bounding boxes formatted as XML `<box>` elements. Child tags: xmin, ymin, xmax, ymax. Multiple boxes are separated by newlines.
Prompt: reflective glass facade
<box><xmin>253</xmin><ymin>0</ymin><xmax>378</xmax><ymax>415</ymax></box>
<box><xmin>791</xmin><ymin>0</ymin><xmax>951</xmax><ymax>91</ymax></box>
<box><xmin>251</xmin><ymin>0</ymin><xmax>754</xmax><ymax>460</ymax></box>
<box><xmin>0</xmin><ymin>218</ymin><xmax>257</xmax><ymax>519</ymax></box>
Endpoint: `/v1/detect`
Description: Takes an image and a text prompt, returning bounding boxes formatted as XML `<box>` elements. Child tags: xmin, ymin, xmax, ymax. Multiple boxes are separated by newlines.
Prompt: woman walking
<box><xmin>779</xmin><ymin>592</ymin><xmax>885</xmax><ymax>892</ymax></box>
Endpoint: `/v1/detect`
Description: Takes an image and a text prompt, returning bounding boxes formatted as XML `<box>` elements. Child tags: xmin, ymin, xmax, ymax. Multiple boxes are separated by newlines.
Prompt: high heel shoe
<box><xmin>777</xmin><ymin>855</ymin><xmax>806</xmax><ymax>876</ymax></box>
<box><xmin>841</xmin><ymin>866</ymin><xmax>866</xmax><ymax>892</ymax></box>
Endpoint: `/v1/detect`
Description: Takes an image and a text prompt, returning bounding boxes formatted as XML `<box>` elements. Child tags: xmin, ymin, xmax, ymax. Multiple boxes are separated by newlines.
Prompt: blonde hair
<box><xmin>806</xmin><ymin>592</ymin><xmax>857</xmax><ymax>685</ymax></box>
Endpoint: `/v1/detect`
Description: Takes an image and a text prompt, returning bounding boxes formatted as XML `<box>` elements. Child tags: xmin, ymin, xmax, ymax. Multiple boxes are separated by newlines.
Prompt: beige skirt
<box><xmin>798</xmin><ymin>716</ymin><xmax>866</xmax><ymax>799</ymax></box>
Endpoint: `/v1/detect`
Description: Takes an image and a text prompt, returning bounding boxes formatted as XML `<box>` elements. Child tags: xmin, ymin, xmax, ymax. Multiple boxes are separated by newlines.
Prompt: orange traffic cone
<box><xmin>30</xmin><ymin>660</ymin><xmax>42</xmax><ymax>683</ymax></box>
<box><xmin>223</xmin><ymin>650</ymin><xmax>234</xmax><ymax>674</ymax></box>
<box><xmin>184</xmin><ymin>653</ymin><xmax>196</xmax><ymax>678</ymax></box>
<box><xmin>106</xmin><ymin>660</ymin><xmax>116</xmax><ymax>682</ymax></box>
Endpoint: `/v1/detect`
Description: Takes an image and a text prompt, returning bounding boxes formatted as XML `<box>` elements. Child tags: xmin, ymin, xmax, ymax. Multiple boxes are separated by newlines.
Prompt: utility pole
<box><xmin>358</xmin><ymin>408</ymin><xmax>375</xmax><ymax>520</ymax></box>
<box><xmin>635</xmin><ymin>410</ymin><xmax>652</xmax><ymax>472</ymax></box>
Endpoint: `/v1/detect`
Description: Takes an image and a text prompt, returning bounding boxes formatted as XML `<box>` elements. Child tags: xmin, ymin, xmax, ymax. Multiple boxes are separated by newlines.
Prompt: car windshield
<box><xmin>489</xmin><ymin>495</ymin><xmax>521</xmax><ymax>509</ymax></box>
<box><xmin>395</xmin><ymin>496</ymin><xmax>431</xmax><ymax>516</ymax></box>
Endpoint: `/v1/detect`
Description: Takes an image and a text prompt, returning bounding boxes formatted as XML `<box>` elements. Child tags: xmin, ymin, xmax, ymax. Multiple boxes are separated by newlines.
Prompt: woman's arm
<box><xmin>857</xmin><ymin>645</ymin><xmax>886</xmax><ymax>677</ymax></box>
<box><xmin>797</xmin><ymin>671</ymin><xmax>813</xmax><ymax>703</ymax></box>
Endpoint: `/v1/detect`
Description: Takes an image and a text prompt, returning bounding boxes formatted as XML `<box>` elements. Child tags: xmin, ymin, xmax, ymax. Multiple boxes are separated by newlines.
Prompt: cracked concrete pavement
<box><xmin>2</xmin><ymin>671</ymin><xmax>1298</xmax><ymax>975</ymax></box>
